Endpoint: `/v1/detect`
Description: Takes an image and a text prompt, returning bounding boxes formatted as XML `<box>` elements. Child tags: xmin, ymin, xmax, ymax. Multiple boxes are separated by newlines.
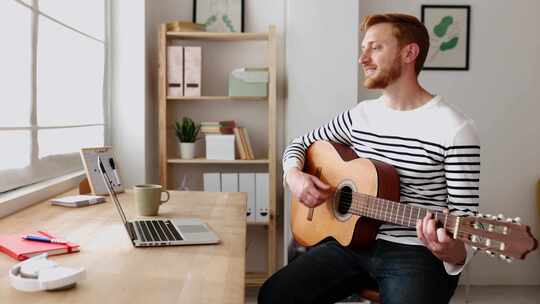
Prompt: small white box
<box><xmin>205</xmin><ymin>135</ymin><xmax>235</xmax><ymax>160</ymax></box>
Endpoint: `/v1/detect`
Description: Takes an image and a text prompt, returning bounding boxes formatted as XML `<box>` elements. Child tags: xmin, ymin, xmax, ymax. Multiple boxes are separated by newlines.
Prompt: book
<box><xmin>233</xmin><ymin>127</ymin><xmax>247</xmax><ymax>159</ymax></box>
<box><xmin>219</xmin><ymin>120</ymin><xmax>236</xmax><ymax>134</ymax></box>
<box><xmin>0</xmin><ymin>231</ymin><xmax>80</xmax><ymax>261</ymax></box>
<box><xmin>50</xmin><ymin>195</ymin><xmax>106</xmax><ymax>208</ymax></box>
<box><xmin>241</xmin><ymin>127</ymin><xmax>255</xmax><ymax>159</ymax></box>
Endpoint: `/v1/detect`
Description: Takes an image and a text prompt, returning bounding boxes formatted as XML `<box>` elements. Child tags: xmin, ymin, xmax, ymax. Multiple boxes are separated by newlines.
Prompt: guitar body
<box><xmin>291</xmin><ymin>141</ymin><xmax>401</xmax><ymax>248</ymax></box>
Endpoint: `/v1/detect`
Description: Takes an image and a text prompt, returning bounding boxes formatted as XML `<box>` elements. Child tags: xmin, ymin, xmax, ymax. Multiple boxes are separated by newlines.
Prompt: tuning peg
<box><xmin>486</xmin><ymin>214</ymin><xmax>492</xmax><ymax>219</ymax></box>
<box><xmin>497</xmin><ymin>214</ymin><xmax>504</xmax><ymax>220</ymax></box>
<box><xmin>472</xmin><ymin>246</ymin><xmax>479</xmax><ymax>252</ymax></box>
<box><xmin>485</xmin><ymin>250</ymin><xmax>495</xmax><ymax>257</ymax></box>
<box><xmin>499</xmin><ymin>255</ymin><xmax>513</xmax><ymax>263</ymax></box>
<box><xmin>477</xmin><ymin>213</ymin><xmax>484</xmax><ymax>218</ymax></box>
<box><xmin>513</xmin><ymin>217</ymin><xmax>521</xmax><ymax>224</ymax></box>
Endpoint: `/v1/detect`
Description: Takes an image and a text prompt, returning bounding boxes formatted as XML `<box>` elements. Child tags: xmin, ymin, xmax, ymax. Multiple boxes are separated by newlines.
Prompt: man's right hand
<box><xmin>286</xmin><ymin>168</ymin><xmax>332</xmax><ymax>208</ymax></box>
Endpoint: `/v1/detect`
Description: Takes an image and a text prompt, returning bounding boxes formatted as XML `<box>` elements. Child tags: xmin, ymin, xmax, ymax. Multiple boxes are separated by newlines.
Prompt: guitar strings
<box><xmin>333</xmin><ymin>190</ymin><xmax>488</xmax><ymax>237</ymax></box>
<box><xmin>346</xmin><ymin>201</ymin><xmax>496</xmax><ymax>241</ymax></box>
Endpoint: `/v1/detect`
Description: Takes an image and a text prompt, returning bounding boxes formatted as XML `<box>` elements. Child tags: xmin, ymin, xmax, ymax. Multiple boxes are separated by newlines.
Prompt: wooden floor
<box><xmin>246</xmin><ymin>286</ymin><xmax>540</xmax><ymax>304</ymax></box>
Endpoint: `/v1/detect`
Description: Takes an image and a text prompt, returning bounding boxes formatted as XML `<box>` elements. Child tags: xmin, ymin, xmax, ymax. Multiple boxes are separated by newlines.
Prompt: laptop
<box><xmin>97</xmin><ymin>156</ymin><xmax>220</xmax><ymax>247</ymax></box>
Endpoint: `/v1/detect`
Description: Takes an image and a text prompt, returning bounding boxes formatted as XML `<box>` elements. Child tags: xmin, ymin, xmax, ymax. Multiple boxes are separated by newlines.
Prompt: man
<box><xmin>258</xmin><ymin>13</ymin><xmax>480</xmax><ymax>304</ymax></box>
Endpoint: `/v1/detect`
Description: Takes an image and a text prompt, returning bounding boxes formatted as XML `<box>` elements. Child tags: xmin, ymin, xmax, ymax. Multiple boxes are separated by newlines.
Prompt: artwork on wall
<box><xmin>193</xmin><ymin>0</ymin><xmax>244</xmax><ymax>33</ymax></box>
<box><xmin>421</xmin><ymin>5</ymin><xmax>470</xmax><ymax>70</ymax></box>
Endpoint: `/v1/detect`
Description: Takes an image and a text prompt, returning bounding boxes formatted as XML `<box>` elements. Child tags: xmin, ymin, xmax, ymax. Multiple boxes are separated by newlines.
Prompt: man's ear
<box><xmin>401</xmin><ymin>43</ymin><xmax>420</xmax><ymax>64</ymax></box>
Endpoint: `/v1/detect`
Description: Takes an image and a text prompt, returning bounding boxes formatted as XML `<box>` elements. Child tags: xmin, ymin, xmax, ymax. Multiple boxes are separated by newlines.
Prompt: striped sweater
<box><xmin>283</xmin><ymin>95</ymin><xmax>480</xmax><ymax>273</ymax></box>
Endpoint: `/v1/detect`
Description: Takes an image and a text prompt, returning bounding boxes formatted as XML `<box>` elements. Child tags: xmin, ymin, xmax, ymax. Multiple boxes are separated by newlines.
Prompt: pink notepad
<box><xmin>0</xmin><ymin>230</ymin><xmax>79</xmax><ymax>261</ymax></box>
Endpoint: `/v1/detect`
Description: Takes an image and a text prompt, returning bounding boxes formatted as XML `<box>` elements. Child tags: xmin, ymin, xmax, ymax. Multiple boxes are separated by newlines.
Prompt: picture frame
<box><xmin>421</xmin><ymin>5</ymin><xmax>470</xmax><ymax>70</ymax></box>
<box><xmin>193</xmin><ymin>0</ymin><xmax>244</xmax><ymax>33</ymax></box>
<box><xmin>80</xmin><ymin>147</ymin><xmax>124</xmax><ymax>195</ymax></box>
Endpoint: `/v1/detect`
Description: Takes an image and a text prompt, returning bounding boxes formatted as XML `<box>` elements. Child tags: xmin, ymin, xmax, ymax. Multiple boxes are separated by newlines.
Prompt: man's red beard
<box><xmin>363</xmin><ymin>56</ymin><xmax>402</xmax><ymax>89</ymax></box>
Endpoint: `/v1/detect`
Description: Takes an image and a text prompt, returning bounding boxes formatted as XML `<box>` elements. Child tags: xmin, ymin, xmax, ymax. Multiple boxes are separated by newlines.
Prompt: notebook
<box><xmin>0</xmin><ymin>231</ymin><xmax>80</xmax><ymax>261</ymax></box>
<box><xmin>97</xmin><ymin>156</ymin><xmax>220</xmax><ymax>247</ymax></box>
<box><xmin>51</xmin><ymin>195</ymin><xmax>106</xmax><ymax>207</ymax></box>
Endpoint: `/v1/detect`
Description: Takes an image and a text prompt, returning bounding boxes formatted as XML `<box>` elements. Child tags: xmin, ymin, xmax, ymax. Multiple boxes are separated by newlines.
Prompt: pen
<box><xmin>22</xmin><ymin>235</ymin><xmax>68</xmax><ymax>245</ymax></box>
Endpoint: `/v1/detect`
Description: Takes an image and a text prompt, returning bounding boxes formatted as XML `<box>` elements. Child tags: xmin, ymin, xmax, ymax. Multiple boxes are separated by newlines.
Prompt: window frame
<box><xmin>0</xmin><ymin>0</ymin><xmax>111</xmax><ymax>216</ymax></box>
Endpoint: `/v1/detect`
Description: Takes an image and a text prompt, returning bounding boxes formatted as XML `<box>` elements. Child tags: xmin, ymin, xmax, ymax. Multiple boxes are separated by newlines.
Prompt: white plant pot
<box><xmin>179</xmin><ymin>142</ymin><xmax>196</xmax><ymax>159</ymax></box>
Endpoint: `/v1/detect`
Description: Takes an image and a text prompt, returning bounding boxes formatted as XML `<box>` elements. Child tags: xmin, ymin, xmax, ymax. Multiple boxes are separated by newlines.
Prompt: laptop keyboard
<box><xmin>134</xmin><ymin>220</ymin><xmax>183</xmax><ymax>243</ymax></box>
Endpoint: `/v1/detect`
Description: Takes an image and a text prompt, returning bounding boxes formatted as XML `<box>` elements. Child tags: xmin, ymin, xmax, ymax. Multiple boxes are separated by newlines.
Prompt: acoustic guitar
<box><xmin>291</xmin><ymin>141</ymin><xmax>537</xmax><ymax>261</ymax></box>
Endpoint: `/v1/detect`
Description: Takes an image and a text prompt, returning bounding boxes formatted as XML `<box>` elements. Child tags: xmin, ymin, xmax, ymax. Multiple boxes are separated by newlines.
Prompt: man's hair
<box><xmin>360</xmin><ymin>13</ymin><xmax>430</xmax><ymax>75</ymax></box>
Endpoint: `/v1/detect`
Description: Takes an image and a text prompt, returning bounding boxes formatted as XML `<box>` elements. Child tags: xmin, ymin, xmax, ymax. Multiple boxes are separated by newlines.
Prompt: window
<box><xmin>0</xmin><ymin>0</ymin><xmax>108</xmax><ymax>193</ymax></box>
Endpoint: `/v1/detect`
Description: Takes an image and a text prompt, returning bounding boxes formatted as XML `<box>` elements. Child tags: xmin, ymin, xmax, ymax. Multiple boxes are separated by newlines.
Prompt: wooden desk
<box><xmin>0</xmin><ymin>190</ymin><xmax>247</xmax><ymax>304</ymax></box>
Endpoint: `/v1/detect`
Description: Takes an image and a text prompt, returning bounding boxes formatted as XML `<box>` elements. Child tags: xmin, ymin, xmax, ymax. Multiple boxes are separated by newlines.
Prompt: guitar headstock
<box><xmin>457</xmin><ymin>213</ymin><xmax>538</xmax><ymax>262</ymax></box>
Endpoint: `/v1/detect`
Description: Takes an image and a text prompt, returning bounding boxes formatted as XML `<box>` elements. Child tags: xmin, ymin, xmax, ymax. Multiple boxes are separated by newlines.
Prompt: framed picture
<box><xmin>193</xmin><ymin>0</ymin><xmax>244</xmax><ymax>33</ymax></box>
<box><xmin>421</xmin><ymin>5</ymin><xmax>470</xmax><ymax>70</ymax></box>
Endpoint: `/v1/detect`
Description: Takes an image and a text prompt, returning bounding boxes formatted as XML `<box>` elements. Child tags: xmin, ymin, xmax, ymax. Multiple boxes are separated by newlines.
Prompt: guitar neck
<box><xmin>347</xmin><ymin>191</ymin><xmax>459</xmax><ymax>235</ymax></box>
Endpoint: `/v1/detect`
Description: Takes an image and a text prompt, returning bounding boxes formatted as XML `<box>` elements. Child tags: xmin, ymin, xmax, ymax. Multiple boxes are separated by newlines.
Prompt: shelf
<box><xmin>167</xmin><ymin>31</ymin><xmax>268</xmax><ymax>41</ymax></box>
<box><xmin>168</xmin><ymin>158</ymin><xmax>269</xmax><ymax>164</ymax></box>
<box><xmin>247</xmin><ymin>221</ymin><xmax>268</xmax><ymax>226</ymax></box>
<box><xmin>246</xmin><ymin>272</ymin><xmax>268</xmax><ymax>287</ymax></box>
<box><xmin>167</xmin><ymin>96</ymin><xmax>267</xmax><ymax>102</ymax></box>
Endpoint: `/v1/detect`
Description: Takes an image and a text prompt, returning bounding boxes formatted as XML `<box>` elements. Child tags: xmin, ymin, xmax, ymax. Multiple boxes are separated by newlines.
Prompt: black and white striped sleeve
<box><xmin>443</xmin><ymin>120</ymin><xmax>480</xmax><ymax>275</ymax></box>
<box><xmin>282</xmin><ymin>110</ymin><xmax>354</xmax><ymax>176</ymax></box>
<box><xmin>444</xmin><ymin>120</ymin><xmax>481</xmax><ymax>217</ymax></box>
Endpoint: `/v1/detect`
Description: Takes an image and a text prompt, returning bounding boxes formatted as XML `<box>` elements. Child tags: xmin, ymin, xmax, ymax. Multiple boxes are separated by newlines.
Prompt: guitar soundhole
<box><xmin>338</xmin><ymin>186</ymin><xmax>353</xmax><ymax>215</ymax></box>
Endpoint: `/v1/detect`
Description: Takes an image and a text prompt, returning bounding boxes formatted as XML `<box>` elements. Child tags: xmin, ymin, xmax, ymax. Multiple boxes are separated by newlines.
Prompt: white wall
<box><xmin>284</xmin><ymin>0</ymin><xmax>359</xmax><ymax>261</ymax></box>
<box><xmin>359</xmin><ymin>0</ymin><xmax>540</xmax><ymax>285</ymax></box>
<box><xmin>111</xmin><ymin>0</ymin><xmax>148</xmax><ymax>187</ymax></box>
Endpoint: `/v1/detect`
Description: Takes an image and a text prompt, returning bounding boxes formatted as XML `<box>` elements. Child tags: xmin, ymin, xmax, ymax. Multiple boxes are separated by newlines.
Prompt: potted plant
<box><xmin>174</xmin><ymin>117</ymin><xmax>201</xmax><ymax>159</ymax></box>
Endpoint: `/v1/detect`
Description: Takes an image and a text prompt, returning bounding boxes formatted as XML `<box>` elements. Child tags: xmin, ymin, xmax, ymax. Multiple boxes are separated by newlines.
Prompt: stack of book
<box><xmin>200</xmin><ymin>120</ymin><xmax>236</xmax><ymax>134</ymax></box>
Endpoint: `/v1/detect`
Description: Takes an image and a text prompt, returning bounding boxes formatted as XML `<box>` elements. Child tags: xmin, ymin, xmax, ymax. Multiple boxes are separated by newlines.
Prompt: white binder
<box><xmin>184</xmin><ymin>46</ymin><xmax>201</xmax><ymax>96</ymax></box>
<box><xmin>203</xmin><ymin>172</ymin><xmax>221</xmax><ymax>192</ymax></box>
<box><xmin>255</xmin><ymin>173</ymin><xmax>269</xmax><ymax>223</ymax></box>
<box><xmin>221</xmin><ymin>173</ymin><xmax>238</xmax><ymax>192</ymax></box>
<box><xmin>167</xmin><ymin>46</ymin><xmax>183</xmax><ymax>97</ymax></box>
<box><xmin>239</xmin><ymin>173</ymin><xmax>256</xmax><ymax>222</ymax></box>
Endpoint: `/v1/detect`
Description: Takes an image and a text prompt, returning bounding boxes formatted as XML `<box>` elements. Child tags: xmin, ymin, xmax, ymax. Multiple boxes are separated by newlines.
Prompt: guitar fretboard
<box><xmin>341</xmin><ymin>190</ymin><xmax>459</xmax><ymax>234</ymax></box>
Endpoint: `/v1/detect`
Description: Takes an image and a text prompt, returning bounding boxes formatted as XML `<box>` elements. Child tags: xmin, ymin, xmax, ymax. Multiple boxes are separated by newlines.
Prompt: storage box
<box><xmin>205</xmin><ymin>135</ymin><xmax>235</xmax><ymax>160</ymax></box>
<box><xmin>228</xmin><ymin>68</ymin><xmax>268</xmax><ymax>97</ymax></box>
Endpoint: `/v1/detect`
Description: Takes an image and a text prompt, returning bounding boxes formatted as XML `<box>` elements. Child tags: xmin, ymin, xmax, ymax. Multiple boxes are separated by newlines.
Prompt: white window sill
<box><xmin>0</xmin><ymin>171</ymin><xmax>85</xmax><ymax>219</ymax></box>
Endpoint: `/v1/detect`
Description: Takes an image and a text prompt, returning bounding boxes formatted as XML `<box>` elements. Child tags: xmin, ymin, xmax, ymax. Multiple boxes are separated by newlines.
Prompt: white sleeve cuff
<box><xmin>282</xmin><ymin>159</ymin><xmax>302</xmax><ymax>188</ymax></box>
<box><xmin>443</xmin><ymin>244</ymin><xmax>474</xmax><ymax>275</ymax></box>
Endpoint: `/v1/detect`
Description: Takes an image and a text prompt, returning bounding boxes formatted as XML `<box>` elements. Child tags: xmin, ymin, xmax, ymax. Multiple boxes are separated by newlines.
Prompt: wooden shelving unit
<box><xmin>158</xmin><ymin>25</ymin><xmax>278</xmax><ymax>287</ymax></box>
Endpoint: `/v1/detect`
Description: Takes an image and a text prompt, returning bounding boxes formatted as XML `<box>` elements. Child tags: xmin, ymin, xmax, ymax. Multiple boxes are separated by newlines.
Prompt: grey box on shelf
<box><xmin>228</xmin><ymin>68</ymin><xmax>268</xmax><ymax>97</ymax></box>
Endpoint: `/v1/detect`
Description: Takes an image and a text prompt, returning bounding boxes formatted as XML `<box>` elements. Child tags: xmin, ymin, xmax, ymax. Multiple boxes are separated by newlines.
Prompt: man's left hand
<box><xmin>416</xmin><ymin>212</ymin><xmax>466</xmax><ymax>265</ymax></box>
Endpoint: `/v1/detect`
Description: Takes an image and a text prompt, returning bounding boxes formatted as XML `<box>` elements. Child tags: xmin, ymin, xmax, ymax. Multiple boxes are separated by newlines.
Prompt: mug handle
<box><xmin>160</xmin><ymin>190</ymin><xmax>170</xmax><ymax>204</ymax></box>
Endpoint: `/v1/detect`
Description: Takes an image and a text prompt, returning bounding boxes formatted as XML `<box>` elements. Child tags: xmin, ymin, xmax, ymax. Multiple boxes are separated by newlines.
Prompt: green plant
<box><xmin>175</xmin><ymin>117</ymin><xmax>201</xmax><ymax>143</ymax></box>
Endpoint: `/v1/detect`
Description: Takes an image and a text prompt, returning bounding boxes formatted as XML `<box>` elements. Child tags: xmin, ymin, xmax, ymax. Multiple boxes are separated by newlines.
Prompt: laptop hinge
<box><xmin>125</xmin><ymin>222</ymin><xmax>137</xmax><ymax>241</ymax></box>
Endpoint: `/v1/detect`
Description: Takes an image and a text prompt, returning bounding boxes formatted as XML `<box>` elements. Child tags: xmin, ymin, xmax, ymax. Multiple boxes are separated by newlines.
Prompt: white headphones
<box><xmin>9</xmin><ymin>253</ymin><xmax>86</xmax><ymax>292</ymax></box>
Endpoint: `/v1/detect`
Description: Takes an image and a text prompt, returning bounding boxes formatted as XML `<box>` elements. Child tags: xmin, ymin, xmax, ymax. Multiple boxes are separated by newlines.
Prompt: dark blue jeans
<box><xmin>258</xmin><ymin>238</ymin><xmax>459</xmax><ymax>304</ymax></box>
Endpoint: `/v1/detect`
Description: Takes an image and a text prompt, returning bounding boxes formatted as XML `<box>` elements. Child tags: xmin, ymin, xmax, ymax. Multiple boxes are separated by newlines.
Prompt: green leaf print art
<box><xmin>422</xmin><ymin>5</ymin><xmax>470</xmax><ymax>69</ymax></box>
<box><xmin>433</xmin><ymin>16</ymin><xmax>459</xmax><ymax>52</ymax></box>
<box><xmin>425</xmin><ymin>13</ymin><xmax>464</xmax><ymax>67</ymax></box>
